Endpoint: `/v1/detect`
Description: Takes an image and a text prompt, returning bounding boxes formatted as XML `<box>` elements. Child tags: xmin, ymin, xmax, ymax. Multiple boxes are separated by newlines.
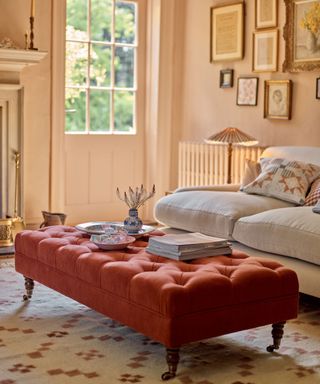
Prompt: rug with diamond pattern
<box><xmin>1</xmin><ymin>263</ymin><xmax>320</xmax><ymax>384</ymax></box>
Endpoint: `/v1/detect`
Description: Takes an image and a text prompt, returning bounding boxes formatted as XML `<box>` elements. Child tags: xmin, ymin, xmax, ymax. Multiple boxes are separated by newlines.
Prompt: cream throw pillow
<box><xmin>242</xmin><ymin>158</ymin><xmax>320</xmax><ymax>204</ymax></box>
<box><xmin>240</xmin><ymin>159</ymin><xmax>261</xmax><ymax>189</ymax></box>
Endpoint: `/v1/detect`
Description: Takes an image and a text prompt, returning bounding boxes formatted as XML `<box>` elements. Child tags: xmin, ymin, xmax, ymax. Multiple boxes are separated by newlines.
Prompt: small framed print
<box><xmin>264</xmin><ymin>80</ymin><xmax>293</xmax><ymax>120</ymax></box>
<box><xmin>255</xmin><ymin>0</ymin><xmax>278</xmax><ymax>29</ymax></box>
<box><xmin>253</xmin><ymin>29</ymin><xmax>278</xmax><ymax>72</ymax></box>
<box><xmin>210</xmin><ymin>2</ymin><xmax>245</xmax><ymax>62</ymax></box>
<box><xmin>317</xmin><ymin>78</ymin><xmax>320</xmax><ymax>99</ymax></box>
<box><xmin>220</xmin><ymin>69</ymin><xmax>234</xmax><ymax>88</ymax></box>
<box><xmin>237</xmin><ymin>77</ymin><xmax>259</xmax><ymax>106</ymax></box>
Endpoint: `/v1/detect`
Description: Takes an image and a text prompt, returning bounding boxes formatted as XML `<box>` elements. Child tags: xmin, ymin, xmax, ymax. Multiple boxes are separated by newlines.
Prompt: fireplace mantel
<box><xmin>0</xmin><ymin>48</ymin><xmax>47</xmax><ymax>72</ymax></box>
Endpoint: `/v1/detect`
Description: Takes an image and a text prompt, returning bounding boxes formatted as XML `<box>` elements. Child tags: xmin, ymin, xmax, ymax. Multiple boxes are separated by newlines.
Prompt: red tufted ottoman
<box><xmin>15</xmin><ymin>226</ymin><xmax>299</xmax><ymax>380</ymax></box>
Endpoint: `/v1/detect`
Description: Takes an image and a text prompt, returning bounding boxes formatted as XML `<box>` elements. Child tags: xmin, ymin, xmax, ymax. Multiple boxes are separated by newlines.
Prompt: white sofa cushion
<box><xmin>154</xmin><ymin>191</ymin><xmax>294</xmax><ymax>239</ymax></box>
<box><xmin>261</xmin><ymin>146</ymin><xmax>320</xmax><ymax>166</ymax></box>
<box><xmin>233</xmin><ymin>207</ymin><xmax>320</xmax><ymax>265</ymax></box>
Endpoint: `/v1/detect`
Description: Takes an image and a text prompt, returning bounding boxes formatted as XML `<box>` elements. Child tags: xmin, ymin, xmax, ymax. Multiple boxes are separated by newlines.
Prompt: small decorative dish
<box><xmin>76</xmin><ymin>222</ymin><xmax>154</xmax><ymax>238</ymax></box>
<box><xmin>90</xmin><ymin>234</ymin><xmax>136</xmax><ymax>250</ymax></box>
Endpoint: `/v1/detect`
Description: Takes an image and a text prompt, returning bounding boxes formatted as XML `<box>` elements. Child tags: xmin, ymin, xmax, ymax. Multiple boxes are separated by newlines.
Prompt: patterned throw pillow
<box><xmin>240</xmin><ymin>159</ymin><xmax>261</xmax><ymax>190</ymax></box>
<box><xmin>242</xmin><ymin>158</ymin><xmax>320</xmax><ymax>205</ymax></box>
<box><xmin>305</xmin><ymin>178</ymin><xmax>320</xmax><ymax>206</ymax></box>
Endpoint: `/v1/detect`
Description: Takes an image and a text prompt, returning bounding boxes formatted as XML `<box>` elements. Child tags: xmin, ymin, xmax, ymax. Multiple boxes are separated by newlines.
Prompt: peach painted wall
<box><xmin>179</xmin><ymin>0</ymin><xmax>320</xmax><ymax>147</ymax></box>
<box><xmin>0</xmin><ymin>0</ymin><xmax>51</xmax><ymax>224</ymax></box>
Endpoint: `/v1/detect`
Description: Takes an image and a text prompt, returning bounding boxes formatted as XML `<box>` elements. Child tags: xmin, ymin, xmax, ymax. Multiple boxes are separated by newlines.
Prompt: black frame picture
<box><xmin>317</xmin><ymin>77</ymin><xmax>320</xmax><ymax>99</ymax></box>
<box><xmin>220</xmin><ymin>69</ymin><xmax>234</xmax><ymax>88</ymax></box>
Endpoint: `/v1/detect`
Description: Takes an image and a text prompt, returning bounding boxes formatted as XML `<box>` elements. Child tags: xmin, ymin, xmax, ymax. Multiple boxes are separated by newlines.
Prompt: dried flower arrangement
<box><xmin>116</xmin><ymin>184</ymin><xmax>156</xmax><ymax>209</ymax></box>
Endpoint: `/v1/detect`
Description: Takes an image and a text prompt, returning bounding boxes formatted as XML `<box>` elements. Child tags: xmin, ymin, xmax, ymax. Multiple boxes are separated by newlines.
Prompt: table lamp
<box><xmin>205</xmin><ymin>127</ymin><xmax>258</xmax><ymax>184</ymax></box>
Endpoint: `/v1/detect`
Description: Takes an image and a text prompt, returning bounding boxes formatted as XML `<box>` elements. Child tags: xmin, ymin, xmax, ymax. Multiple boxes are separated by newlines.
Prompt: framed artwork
<box><xmin>220</xmin><ymin>69</ymin><xmax>234</xmax><ymax>88</ymax></box>
<box><xmin>317</xmin><ymin>78</ymin><xmax>320</xmax><ymax>99</ymax></box>
<box><xmin>255</xmin><ymin>0</ymin><xmax>278</xmax><ymax>29</ymax></box>
<box><xmin>253</xmin><ymin>29</ymin><xmax>278</xmax><ymax>72</ymax></box>
<box><xmin>264</xmin><ymin>80</ymin><xmax>293</xmax><ymax>119</ymax></box>
<box><xmin>237</xmin><ymin>77</ymin><xmax>259</xmax><ymax>106</ymax></box>
<box><xmin>283</xmin><ymin>0</ymin><xmax>320</xmax><ymax>72</ymax></box>
<box><xmin>210</xmin><ymin>2</ymin><xmax>245</xmax><ymax>62</ymax></box>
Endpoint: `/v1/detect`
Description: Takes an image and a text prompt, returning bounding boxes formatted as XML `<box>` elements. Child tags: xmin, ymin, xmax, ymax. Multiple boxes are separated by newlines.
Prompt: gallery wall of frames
<box><xmin>210</xmin><ymin>0</ymin><xmax>320</xmax><ymax>121</ymax></box>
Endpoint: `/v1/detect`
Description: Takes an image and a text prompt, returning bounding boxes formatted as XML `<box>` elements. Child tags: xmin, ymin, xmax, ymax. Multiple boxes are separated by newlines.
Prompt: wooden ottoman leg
<box><xmin>266</xmin><ymin>321</ymin><xmax>286</xmax><ymax>352</ymax></box>
<box><xmin>161</xmin><ymin>348</ymin><xmax>180</xmax><ymax>381</ymax></box>
<box><xmin>23</xmin><ymin>277</ymin><xmax>34</xmax><ymax>301</ymax></box>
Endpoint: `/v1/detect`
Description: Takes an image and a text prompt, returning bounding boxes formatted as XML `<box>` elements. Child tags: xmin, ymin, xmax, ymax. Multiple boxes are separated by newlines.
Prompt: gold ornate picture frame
<box><xmin>255</xmin><ymin>0</ymin><xmax>278</xmax><ymax>29</ymax></box>
<box><xmin>283</xmin><ymin>0</ymin><xmax>320</xmax><ymax>72</ymax></box>
<box><xmin>264</xmin><ymin>80</ymin><xmax>293</xmax><ymax>120</ymax></box>
<box><xmin>210</xmin><ymin>2</ymin><xmax>245</xmax><ymax>62</ymax></box>
<box><xmin>253</xmin><ymin>29</ymin><xmax>279</xmax><ymax>72</ymax></box>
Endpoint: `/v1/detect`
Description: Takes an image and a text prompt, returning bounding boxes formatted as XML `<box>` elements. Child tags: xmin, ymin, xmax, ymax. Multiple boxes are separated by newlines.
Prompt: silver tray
<box><xmin>75</xmin><ymin>221</ymin><xmax>155</xmax><ymax>238</ymax></box>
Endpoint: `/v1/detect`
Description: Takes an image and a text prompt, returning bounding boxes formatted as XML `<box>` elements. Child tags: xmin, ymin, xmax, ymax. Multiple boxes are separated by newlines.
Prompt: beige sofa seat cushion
<box><xmin>154</xmin><ymin>191</ymin><xmax>294</xmax><ymax>240</ymax></box>
<box><xmin>233</xmin><ymin>207</ymin><xmax>320</xmax><ymax>265</ymax></box>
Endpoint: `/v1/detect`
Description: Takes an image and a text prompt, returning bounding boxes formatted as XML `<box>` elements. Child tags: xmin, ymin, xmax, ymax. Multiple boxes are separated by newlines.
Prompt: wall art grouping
<box><xmin>213</xmin><ymin>0</ymin><xmax>320</xmax><ymax>122</ymax></box>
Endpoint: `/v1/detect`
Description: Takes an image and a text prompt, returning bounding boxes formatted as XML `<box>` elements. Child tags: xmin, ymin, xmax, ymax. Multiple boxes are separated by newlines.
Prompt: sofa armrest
<box><xmin>174</xmin><ymin>184</ymin><xmax>241</xmax><ymax>193</ymax></box>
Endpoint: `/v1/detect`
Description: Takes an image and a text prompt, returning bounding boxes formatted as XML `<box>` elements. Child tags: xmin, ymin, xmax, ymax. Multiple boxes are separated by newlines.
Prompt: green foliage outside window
<box><xmin>65</xmin><ymin>0</ymin><xmax>136</xmax><ymax>133</ymax></box>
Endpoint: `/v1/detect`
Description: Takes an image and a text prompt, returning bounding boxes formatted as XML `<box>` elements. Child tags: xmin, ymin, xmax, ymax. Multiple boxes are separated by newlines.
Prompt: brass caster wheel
<box><xmin>161</xmin><ymin>371</ymin><xmax>175</xmax><ymax>381</ymax></box>
<box><xmin>266</xmin><ymin>345</ymin><xmax>276</xmax><ymax>353</ymax></box>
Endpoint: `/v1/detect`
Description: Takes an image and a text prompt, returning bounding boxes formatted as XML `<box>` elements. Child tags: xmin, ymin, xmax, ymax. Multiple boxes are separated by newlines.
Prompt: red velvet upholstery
<box><xmin>15</xmin><ymin>226</ymin><xmax>299</xmax><ymax>348</ymax></box>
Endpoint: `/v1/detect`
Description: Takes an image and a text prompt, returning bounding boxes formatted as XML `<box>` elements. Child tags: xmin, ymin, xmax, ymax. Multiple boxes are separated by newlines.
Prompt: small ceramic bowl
<box><xmin>90</xmin><ymin>234</ymin><xmax>136</xmax><ymax>250</ymax></box>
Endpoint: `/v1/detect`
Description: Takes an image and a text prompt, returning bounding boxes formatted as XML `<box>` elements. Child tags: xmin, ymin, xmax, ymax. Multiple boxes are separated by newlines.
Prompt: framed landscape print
<box><xmin>317</xmin><ymin>78</ymin><xmax>320</xmax><ymax>99</ymax></box>
<box><xmin>264</xmin><ymin>80</ymin><xmax>293</xmax><ymax>119</ymax></box>
<box><xmin>210</xmin><ymin>2</ymin><xmax>244</xmax><ymax>62</ymax></box>
<box><xmin>220</xmin><ymin>69</ymin><xmax>234</xmax><ymax>88</ymax></box>
<box><xmin>283</xmin><ymin>0</ymin><xmax>320</xmax><ymax>72</ymax></box>
<box><xmin>237</xmin><ymin>77</ymin><xmax>259</xmax><ymax>106</ymax></box>
<box><xmin>255</xmin><ymin>0</ymin><xmax>278</xmax><ymax>29</ymax></box>
<box><xmin>253</xmin><ymin>29</ymin><xmax>278</xmax><ymax>72</ymax></box>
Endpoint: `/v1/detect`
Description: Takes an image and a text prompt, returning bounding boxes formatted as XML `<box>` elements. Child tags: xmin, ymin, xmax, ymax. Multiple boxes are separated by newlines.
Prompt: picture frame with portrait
<box><xmin>253</xmin><ymin>29</ymin><xmax>279</xmax><ymax>72</ymax></box>
<box><xmin>283</xmin><ymin>0</ymin><xmax>320</xmax><ymax>72</ymax></box>
<box><xmin>317</xmin><ymin>77</ymin><xmax>320</xmax><ymax>99</ymax></box>
<box><xmin>255</xmin><ymin>0</ymin><xmax>278</xmax><ymax>29</ymax></box>
<box><xmin>220</xmin><ymin>69</ymin><xmax>234</xmax><ymax>88</ymax></box>
<box><xmin>264</xmin><ymin>80</ymin><xmax>293</xmax><ymax>119</ymax></box>
<box><xmin>237</xmin><ymin>77</ymin><xmax>259</xmax><ymax>106</ymax></box>
<box><xmin>210</xmin><ymin>2</ymin><xmax>245</xmax><ymax>62</ymax></box>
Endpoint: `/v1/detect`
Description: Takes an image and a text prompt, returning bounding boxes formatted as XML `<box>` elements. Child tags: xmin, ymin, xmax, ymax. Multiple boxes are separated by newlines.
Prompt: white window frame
<box><xmin>65</xmin><ymin>0</ymin><xmax>139</xmax><ymax>135</ymax></box>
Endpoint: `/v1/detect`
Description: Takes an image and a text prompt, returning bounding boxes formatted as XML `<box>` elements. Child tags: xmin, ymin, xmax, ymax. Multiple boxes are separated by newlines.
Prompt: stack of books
<box><xmin>146</xmin><ymin>232</ymin><xmax>232</xmax><ymax>261</ymax></box>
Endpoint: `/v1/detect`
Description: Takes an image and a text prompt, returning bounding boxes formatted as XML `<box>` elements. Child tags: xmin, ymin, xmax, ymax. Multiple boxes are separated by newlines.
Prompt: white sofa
<box><xmin>155</xmin><ymin>147</ymin><xmax>320</xmax><ymax>298</ymax></box>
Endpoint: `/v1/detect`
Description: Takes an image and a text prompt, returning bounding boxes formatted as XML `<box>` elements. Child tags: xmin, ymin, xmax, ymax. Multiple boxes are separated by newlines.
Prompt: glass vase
<box><xmin>123</xmin><ymin>208</ymin><xmax>143</xmax><ymax>233</ymax></box>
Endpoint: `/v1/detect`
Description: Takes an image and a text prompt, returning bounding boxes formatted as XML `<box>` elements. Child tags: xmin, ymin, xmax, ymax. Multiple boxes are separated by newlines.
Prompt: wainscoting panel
<box><xmin>64</xmin><ymin>135</ymin><xmax>143</xmax><ymax>224</ymax></box>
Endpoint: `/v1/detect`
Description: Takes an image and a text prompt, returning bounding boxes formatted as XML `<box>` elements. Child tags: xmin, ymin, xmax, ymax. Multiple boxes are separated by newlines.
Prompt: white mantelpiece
<box><xmin>0</xmin><ymin>48</ymin><xmax>47</xmax><ymax>72</ymax></box>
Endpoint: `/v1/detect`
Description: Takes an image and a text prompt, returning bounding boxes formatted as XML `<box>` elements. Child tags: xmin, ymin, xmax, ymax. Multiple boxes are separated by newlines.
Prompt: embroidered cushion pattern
<box><xmin>242</xmin><ymin>158</ymin><xmax>320</xmax><ymax>204</ymax></box>
<box><xmin>304</xmin><ymin>178</ymin><xmax>320</xmax><ymax>206</ymax></box>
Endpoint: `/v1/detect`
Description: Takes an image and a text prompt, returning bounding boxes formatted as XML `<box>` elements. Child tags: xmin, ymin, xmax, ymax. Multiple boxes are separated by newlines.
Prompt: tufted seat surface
<box><xmin>15</xmin><ymin>226</ymin><xmax>299</xmax><ymax>348</ymax></box>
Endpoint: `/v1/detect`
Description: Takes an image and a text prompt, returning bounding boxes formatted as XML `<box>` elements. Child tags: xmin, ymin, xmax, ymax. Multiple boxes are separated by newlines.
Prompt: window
<box><xmin>65</xmin><ymin>0</ymin><xmax>137</xmax><ymax>134</ymax></box>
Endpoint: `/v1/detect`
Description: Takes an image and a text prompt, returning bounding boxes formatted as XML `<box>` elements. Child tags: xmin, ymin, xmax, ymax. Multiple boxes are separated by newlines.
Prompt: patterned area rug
<box><xmin>1</xmin><ymin>264</ymin><xmax>320</xmax><ymax>384</ymax></box>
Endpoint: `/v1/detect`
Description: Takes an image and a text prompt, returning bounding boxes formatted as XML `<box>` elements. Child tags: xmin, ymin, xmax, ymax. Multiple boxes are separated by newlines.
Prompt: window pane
<box><xmin>91</xmin><ymin>0</ymin><xmax>112</xmax><ymax>42</ymax></box>
<box><xmin>90</xmin><ymin>44</ymin><xmax>112</xmax><ymax>87</ymax></box>
<box><xmin>65</xmin><ymin>89</ymin><xmax>87</xmax><ymax>132</ymax></box>
<box><xmin>114</xmin><ymin>91</ymin><xmax>134</xmax><ymax>132</ymax></box>
<box><xmin>115</xmin><ymin>46</ymin><xmax>134</xmax><ymax>88</ymax></box>
<box><xmin>115</xmin><ymin>1</ymin><xmax>136</xmax><ymax>44</ymax></box>
<box><xmin>90</xmin><ymin>90</ymin><xmax>111</xmax><ymax>132</ymax></box>
<box><xmin>67</xmin><ymin>0</ymin><xmax>88</xmax><ymax>34</ymax></box>
<box><xmin>66</xmin><ymin>42</ymin><xmax>88</xmax><ymax>86</ymax></box>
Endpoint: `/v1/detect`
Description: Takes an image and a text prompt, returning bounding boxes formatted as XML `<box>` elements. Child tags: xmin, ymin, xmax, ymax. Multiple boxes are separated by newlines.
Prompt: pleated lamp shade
<box><xmin>205</xmin><ymin>127</ymin><xmax>258</xmax><ymax>146</ymax></box>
